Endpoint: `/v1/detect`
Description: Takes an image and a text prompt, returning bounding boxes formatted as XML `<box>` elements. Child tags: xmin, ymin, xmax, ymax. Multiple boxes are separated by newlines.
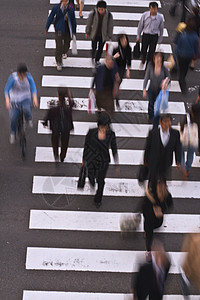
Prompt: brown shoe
<box><xmin>141</xmin><ymin>58</ymin><xmax>146</xmax><ymax>64</ymax></box>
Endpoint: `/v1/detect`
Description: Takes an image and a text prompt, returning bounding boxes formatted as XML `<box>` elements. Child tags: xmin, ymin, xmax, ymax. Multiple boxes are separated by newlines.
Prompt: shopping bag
<box><xmin>133</xmin><ymin>42</ymin><xmax>141</xmax><ymax>59</ymax></box>
<box><xmin>72</xmin><ymin>35</ymin><xmax>78</xmax><ymax>55</ymax></box>
<box><xmin>77</xmin><ymin>165</ymin><xmax>86</xmax><ymax>189</ymax></box>
<box><xmin>88</xmin><ymin>89</ymin><xmax>96</xmax><ymax>114</ymax></box>
<box><xmin>154</xmin><ymin>89</ymin><xmax>169</xmax><ymax>116</ymax></box>
<box><xmin>106</xmin><ymin>41</ymin><xmax>114</xmax><ymax>56</ymax></box>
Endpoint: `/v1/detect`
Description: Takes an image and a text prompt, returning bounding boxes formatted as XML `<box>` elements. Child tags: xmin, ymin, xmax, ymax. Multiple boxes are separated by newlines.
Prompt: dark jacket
<box><xmin>43</xmin><ymin>101</ymin><xmax>74</xmax><ymax>134</ymax></box>
<box><xmin>92</xmin><ymin>63</ymin><xmax>118</xmax><ymax>92</ymax></box>
<box><xmin>83</xmin><ymin>127</ymin><xmax>118</xmax><ymax>168</ymax></box>
<box><xmin>113</xmin><ymin>43</ymin><xmax>131</xmax><ymax>78</ymax></box>
<box><xmin>46</xmin><ymin>2</ymin><xmax>76</xmax><ymax>36</ymax></box>
<box><xmin>144</xmin><ymin>127</ymin><xmax>181</xmax><ymax>176</ymax></box>
<box><xmin>175</xmin><ymin>30</ymin><xmax>199</xmax><ymax>59</ymax></box>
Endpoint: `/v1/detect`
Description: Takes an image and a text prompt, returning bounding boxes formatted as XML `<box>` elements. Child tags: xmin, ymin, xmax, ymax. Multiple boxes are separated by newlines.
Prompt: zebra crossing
<box><xmin>23</xmin><ymin>0</ymin><xmax>200</xmax><ymax>299</ymax></box>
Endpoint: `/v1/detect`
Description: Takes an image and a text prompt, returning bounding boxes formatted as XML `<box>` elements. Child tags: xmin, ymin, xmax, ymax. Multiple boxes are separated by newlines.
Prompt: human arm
<box><xmin>85</xmin><ymin>9</ymin><xmax>94</xmax><ymax>37</ymax></box>
<box><xmin>143</xmin><ymin>63</ymin><xmax>151</xmax><ymax>98</ymax></box>
<box><xmin>68</xmin><ymin>7</ymin><xmax>77</xmax><ymax>35</ymax></box>
<box><xmin>126</xmin><ymin>46</ymin><xmax>132</xmax><ymax>78</ymax></box>
<box><xmin>45</xmin><ymin>5</ymin><xmax>57</xmax><ymax>32</ymax></box>
<box><xmin>107</xmin><ymin>12</ymin><xmax>113</xmax><ymax>40</ymax></box>
<box><xmin>143</xmin><ymin>130</ymin><xmax>152</xmax><ymax>166</ymax></box>
<box><xmin>136</xmin><ymin>13</ymin><xmax>144</xmax><ymax>41</ymax></box>
<box><xmin>157</xmin><ymin>14</ymin><xmax>164</xmax><ymax>44</ymax></box>
<box><xmin>4</xmin><ymin>74</ymin><xmax>15</xmax><ymax>109</ymax></box>
<box><xmin>26</xmin><ymin>72</ymin><xmax>38</xmax><ymax>108</ymax></box>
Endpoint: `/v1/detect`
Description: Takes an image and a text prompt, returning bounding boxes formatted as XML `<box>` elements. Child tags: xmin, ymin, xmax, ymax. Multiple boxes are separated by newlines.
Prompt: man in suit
<box><xmin>132</xmin><ymin>240</ymin><xmax>171</xmax><ymax>300</ymax></box>
<box><xmin>144</xmin><ymin>114</ymin><xmax>182</xmax><ymax>191</ymax></box>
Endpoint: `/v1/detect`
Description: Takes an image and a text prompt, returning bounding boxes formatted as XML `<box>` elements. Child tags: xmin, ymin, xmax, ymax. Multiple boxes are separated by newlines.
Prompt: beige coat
<box><xmin>86</xmin><ymin>8</ymin><xmax>113</xmax><ymax>42</ymax></box>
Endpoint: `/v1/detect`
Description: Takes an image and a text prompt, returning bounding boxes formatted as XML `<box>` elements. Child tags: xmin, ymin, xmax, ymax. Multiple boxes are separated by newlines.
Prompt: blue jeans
<box><xmin>9</xmin><ymin>99</ymin><xmax>32</xmax><ymax>134</ymax></box>
<box><xmin>147</xmin><ymin>88</ymin><xmax>159</xmax><ymax>120</ymax></box>
<box><xmin>181</xmin><ymin>146</ymin><xmax>195</xmax><ymax>171</ymax></box>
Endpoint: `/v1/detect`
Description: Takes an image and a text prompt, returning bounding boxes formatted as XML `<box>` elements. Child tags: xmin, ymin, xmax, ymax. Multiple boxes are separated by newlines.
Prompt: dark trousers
<box><xmin>177</xmin><ymin>56</ymin><xmax>192</xmax><ymax>93</ymax></box>
<box><xmin>55</xmin><ymin>26</ymin><xmax>71</xmax><ymax>64</ymax></box>
<box><xmin>51</xmin><ymin>132</ymin><xmax>70</xmax><ymax>161</ymax></box>
<box><xmin>169</xmin><ymin>0</ymin><xmax>187</xmax><ymax>22</ymax></box>
<box><xmin>143</xmin><ymin>210</ymin><xmax>163</xmax><ymax>251</ymax></box>
<box><xmin>147</xmin><ymin>88</ymin><xmax>159</xmax><ymax>119</ymax></box>
<box><xmin>91</xmin><ymin>36</ymin><xmax>105</xmax><ymax>62</ymax></box>
<box><xmin>141</xmin><ymin>33</ymin><xmax>158</xmax><ymax>63</ymax></box>
<box><xmin>88</xmin><ymin>163</ymin><xmax>109</xmax><ymax>203</ymax></box>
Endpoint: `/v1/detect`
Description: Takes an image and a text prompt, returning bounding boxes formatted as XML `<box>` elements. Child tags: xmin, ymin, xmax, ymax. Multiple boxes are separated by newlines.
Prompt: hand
<box><xmin>136</xmin><ymin>38</ymin><xmax>140</xmax><ymax>43</ymax></box>
<box><xmin>32</xmin><ymin>94</ymin><xmax>38</xmax><ymax>108</ymax></box>
<box><xmin>5</xmin><ymin>96</ymin><xmax>11</xmax><ymax>110</ymax></box>
<box><xmin>143</xmin><ymin>89</ymin><xmax>147</xmax><ymax>99</ymax></box>
<box><xmin>45</xmin><ymin>29</ymin><xmax>48</xmax><ymax>36</ymax></box>
<box><xmin>85</xmin><ymin>33</ymin><xmax>88</xmax><ymax>39</ymax></box>
<box><xmin>126</xmin><ymin>68</ymin><xmax>130</xmax><ymax>79</ymax></box>
<box><xmin>113</xmin><ymin>52</ymin><xmax>120</xmax><ymax>59</ymax></box>
<box><xmin>82</xmin><ymin>159</ymin><xmax>86</xmax><ymax>166</ymax></box>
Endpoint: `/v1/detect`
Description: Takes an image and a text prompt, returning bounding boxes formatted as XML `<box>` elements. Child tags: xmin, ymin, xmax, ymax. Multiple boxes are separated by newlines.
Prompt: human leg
<box><xmin>95</xmin><ymin>36</ymin><xmax>105</xmax><ymax>62</ymax></box>
<box><xmin>55</xmin><ymin>32</ymin><xmax>63</xmax><ymax>65</ymax></box>
<box><xmin>91</xmin><ymin>38</ymin><xmax>98</xmax><ymax>61</ymax></box>
<box><xmin>79</xmin><ymin>0</ymin><xmax>84</xmax><ymax>17</ymax></box>
<box><xmin>21</xmin><ymin>99</ymin><xmax>32</xmax><ymax>122</ymax></box>
<box><xmin>9</xmin><ymin>105</ymin><xmax>20</xmax><ymax>135</ymax></box>
<box><xmin>141</xmin><ymin>33</ymin><xmax>150</xmax><ymax>63</ymax></box>
<box><xmin>94</xmin><ymin>164</ymin><xmax>109</xmax><ymax>206</ymax></box>
<box><xmin>185</xmin><ymin>147</ymin><xmax>195</xmax><ymax>171</ymax></box>
<box><xmin>51</xmin><ymin>133</ymin><xmax>60</xmax><ymax>161</ymax></box>
<box><xmin>147</xmin><ymin>34</ymin><xmax>158</xmax><ymax>63</ymax></box>
<box><xmin>147</xmin><ymin>88</ymin><xmax>157</xmax><ymax>120</ymax></box>
<box><xmin>60</xmin><ymin>132</ymin><xmax>70</xmax><ymax>162</ymax></box>
<box><xmin>169</xmin><ymin>0</ymin><xmax>179</xmax><ymax>16</ymax></box>
<box><xmin>63</xmin><ymin>24</ymin><xmax>71</xmax><ymax>55</ymax></box>
<box><xmin>178</xmin><ymin>56</ymin><xmax>191</xmax><ymax>93</ymax></box>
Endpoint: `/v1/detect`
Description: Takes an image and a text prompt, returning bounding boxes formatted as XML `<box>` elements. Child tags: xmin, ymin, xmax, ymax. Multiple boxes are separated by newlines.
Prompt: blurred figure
<box><xmin>91</xmin><ymin>54</ymin><xmax>120</xmax><ymax>117</ymax></box>
<box><xmin>45</xmin><ymin>0</ymin><xmax>76</xmax><ymax>71</ymax></box>
<box><xmin>76</xmin><ymin>0</ymin><xmax>84</xmax><ymax>18</ymax></box>
<box><xmin>180</xmin><ymin>234</ymin><xmax>200</xmax><ymax>298</ymax></box>
<box><xmin>132</xmin><ymin>239</ymin><xmax>171</xmax><ymax>300</ymax></box>
<box><xmin>113</xmin><ymin>34</ymin><xmax>131</xmax><ymax>109</ymax></box>
<box><xmin>4</xmin><ymin>63</ymin><xmax>38</xmax><ymax>144</ymax></box>
<box><xmin>85</xmin><ymin>0</ymin><xmax>113</xmax><ymax>64</ymax></box>
<box><xmin>169</xmin><ymin>0</ymin><xmax>188</xmax><ymax>22</ymax></box>
<box><xmin>144</xmin><ymin>114</ymin><xmax>182</xmax><ymax>192</ymax></box>
<box><xmin>180</xmin><ymin>109</ymin><xmax>199</xmax><ymax>177</ymax></box>
<box><xmin>82</xmin><ymin>112</ymin><xmax>119</xmax><ymax>208</ymax></box>
<box><xmin>143</xmin><ymin>52</ymin><xmax>170</xmax><ymax>124</ymax></box>
<box><xmin>192</xmin><ymin>100</ymin><xmax>200</xmax><ymax>154</ymax></box>
<box><xmin>136</xmin><ymin>2</ymin><xmax>164</xmax><ymax>64</ymax></box>
<box><xmin>175</xmin><ymin>17</ymin><xmax>199</xmax><ymax>93</ymax></box>
<box><xmin>142</xmin><ymin>180</ymin><xmax>173</xmax><ymax>254</ymax></box>
<box><xmin>43</xmin><ymin>87</ymin><xmax>74</xmax><ymax>162</ymax></box>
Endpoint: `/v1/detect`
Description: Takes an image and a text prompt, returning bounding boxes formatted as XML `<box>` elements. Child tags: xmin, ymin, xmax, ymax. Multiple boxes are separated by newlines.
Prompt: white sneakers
<box><xmin>10</xmin><ymin>134</ymin><xmax>15</xmax><ymax>144</ymax></box>
<box><xmin>57</xmin><ymin>64</ymin><xmax>62</xmax><ymax>71</ymax></box>
<box><xmin>62</xmin><ymin>54</ymin><xmax>67</xmax><ymax>59</ymax></box>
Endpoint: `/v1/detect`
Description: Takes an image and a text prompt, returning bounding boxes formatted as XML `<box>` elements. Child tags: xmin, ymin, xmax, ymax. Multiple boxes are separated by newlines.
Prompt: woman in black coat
<box><xmin>113</xmin><ymin>34</ymin><xmax>131</xmax><ymax>108</ymax></box>
<box><xmin>142</xmin><ymin>180</ymin><xmax>173</xmax><ymax>255</ymax></box>
<box><xmin>43</xmin><ymin>87</ymin><xmax>74</xmax><ymax>162</ymax></box>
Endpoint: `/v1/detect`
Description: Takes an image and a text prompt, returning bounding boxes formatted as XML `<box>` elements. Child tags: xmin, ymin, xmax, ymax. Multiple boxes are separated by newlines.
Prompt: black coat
<box><xmin>144</xmin><ymin>127</ymin><xmax>181</xmax><ymax>178</ymax></box>
<box><xmin>113</xmin><ymin>44</ymin><xmax>131</xmax><ymax>79</ymax></box>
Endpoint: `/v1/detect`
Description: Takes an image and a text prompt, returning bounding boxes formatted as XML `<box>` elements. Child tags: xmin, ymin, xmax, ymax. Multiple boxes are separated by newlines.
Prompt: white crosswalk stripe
<box><xmin>30</xmin><ymin>210</ymin><xmax>200</xmax><ymax>233</ymax></box>
<box><xmin>45</xmin><ymin>40</ymin><xmax>172</xmax><ymax>53</ymax></box>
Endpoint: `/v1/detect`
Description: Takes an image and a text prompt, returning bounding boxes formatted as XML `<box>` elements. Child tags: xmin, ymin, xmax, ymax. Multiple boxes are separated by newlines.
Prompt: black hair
<box><xmin>57</xmin><ymin>87</ymin><xmax>70</xmax><ymax>105</ymax></box>
<box><xmin>117</xmin><ymin>33</ymin><xmax>130</xmax><ymax>46</ymax></box>
<box><xmin>186</xmin><ymin>17</ymin><xmax>197</xmax><ymax>32</ymax></box>
<box><xmin>17</xmin><ymin>63</ymin><xmax>28</xmax><ymax>74</ymax></box>
<box><xmin>149</xmin><ymin>1</ymin><xmax>158</xmax><ymax>8</ymax></box>
<box><xmin>152</xmin><ymin>51</ymin><xmax>165</xmax><ymax>65</ymax></box>
<box><xmin>160</xmin><ymin>113</ymin><xmax>172</xmax><ymax>122</ymax></box>
<box><xmin>96</xmin><ymin>0</ymin><xmax>107</xmax><ymax>9</ymax></box>
<box><xmin>97</xmin><ymin>112</ymin><xmax>111</xmax><ymax>127</ymax></box>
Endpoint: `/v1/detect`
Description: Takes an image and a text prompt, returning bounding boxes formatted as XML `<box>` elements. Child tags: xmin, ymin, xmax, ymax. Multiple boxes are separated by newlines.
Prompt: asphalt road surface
<box><xmin>0</xmin><ymin>0</ymin><xmax>200</xmax><ymax>299</ymax></box>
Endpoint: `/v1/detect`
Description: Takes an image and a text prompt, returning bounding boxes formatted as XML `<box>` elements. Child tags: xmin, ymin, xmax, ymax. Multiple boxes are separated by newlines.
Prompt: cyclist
<box><xmin>4</xmin><ymin>63</ymin><xmax>38</xmax><ymax>144</ymax></box>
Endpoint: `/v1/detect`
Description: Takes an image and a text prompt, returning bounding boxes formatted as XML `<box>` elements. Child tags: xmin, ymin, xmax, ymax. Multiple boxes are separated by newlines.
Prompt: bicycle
<box><xmin>17</xmin><ymin>107</ymin><xmax>26</xmax><ymax>159</ymax></box>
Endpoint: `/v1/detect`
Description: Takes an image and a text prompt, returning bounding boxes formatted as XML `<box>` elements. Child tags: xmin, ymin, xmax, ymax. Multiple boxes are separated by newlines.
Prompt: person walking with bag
<box><xmin>143</xmin><ymin>52</ymin><xmax>170</xmax><ymax>124</ymax></box>
<box><xmin>136</xmin><ymin>2</ymin><xmax>164</xmax><ymax>64</ymax></box>
<box><xmin>85</xmin><ymin>1</ymin><xmax>113</xmax><ymax>65</ymax></box>
<box><xmin>113</xmin><ymin>34</ymin><xmax>131</xmax><ymax>109</ymax></box>
<box><xmin>179</xmin><ymin>109</ymin><xmax>199</xmax><ymax>177</ymax></box>
<box><xmin>82</xmin><ymin>112</ymin><xmax>119</xmax><ymax>208</ymax></box>
<box><xmin>45</xmin><ymin>0</ymin><xmax>76</xmax><ymax>71</ymax></box>
<box><xmin>42</xmin><ymin>87</ymin><xmax>74</xmax><ymax>162</ymax></box>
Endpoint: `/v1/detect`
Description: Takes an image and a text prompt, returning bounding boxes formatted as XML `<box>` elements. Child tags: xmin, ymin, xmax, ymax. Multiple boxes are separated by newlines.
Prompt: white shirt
<box><xmin>159</xmin><ymin>127</ymin><xmax>170</xmax><ymax>147</ymax></box>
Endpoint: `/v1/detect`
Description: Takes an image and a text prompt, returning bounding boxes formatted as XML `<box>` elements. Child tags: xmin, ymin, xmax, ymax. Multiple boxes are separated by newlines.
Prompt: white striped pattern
<box><xmin>40</xmin><ymin>96</ymin><xmax>186</xmax><ymax>114</ymax></box>
<box><xmin>42</xmin><ymin>75</ymin><xmax>181</xmax><ymax>92</ymax></box>
<box><xmin>26</xmin><ymin>247</ymin><xmax>184</xmax><ymax>273</ymax></box>
<box><xmin>50</xmin><ymin>0</ymin><xmax>162</xmax><ymax>8</ymax></box>
<box><xmin>35</xmin><ymin>147</ymin><xmax>200</xmax><ymax>168</ymax></box>
<box><xmin>29</xmin><ymin>210</ymin><xmax>200</xmax><ymax>233</ymax></box>
<box><xmin>48</xmin><ymin>24</ymin><xmax>168</xmax><ymax>37</ymax></box>
<box><xmin>32</xmin><ymin>176</ymin><xmax>200</xmax><ymax>198</ymax></box>
<box><xmin>45</xmin><ymin>40</ymin><xmax>172</xmax><ymax>53</ymax></box>
<box><xmin>22</xmin><ymin>291</ymin><xmax>200</xmax><ymax>300</ymax></box>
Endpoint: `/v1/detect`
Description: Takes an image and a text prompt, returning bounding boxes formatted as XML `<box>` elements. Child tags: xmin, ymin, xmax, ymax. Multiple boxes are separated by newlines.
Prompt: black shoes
<box><xmin>95</xmin><ymin>202</ymin><xmax>101</xmax><ymax>208</ymax></box>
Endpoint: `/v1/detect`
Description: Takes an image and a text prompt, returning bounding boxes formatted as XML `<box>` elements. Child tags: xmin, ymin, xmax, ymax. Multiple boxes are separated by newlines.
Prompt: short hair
<box><xmin>17</xmin><ymin>63</ymin><xmax>28</xmax><ymax>74</ymax></box>
<box><xmin>160</xmin><ymin>114</ymin><xmax>172</xmax><ymax>122</ymax></box>
<box><xmin>149</xmin><ymin>1</ymin><xmax>158</xmax><ymax>8</ymax></box>
<box><xmin>98</xmin><ymin>111</ymin><xmax>111</xmax><ymax>127</ymax></box>
<box><xmin>57</xmin><ymin>87</ymin><xmax>69</xmax><ymax>103</ymax></box>
<box><xmin>97</xmin><ymin>0</ymin><xmax>107</xmax><ymax>8</ymax></box>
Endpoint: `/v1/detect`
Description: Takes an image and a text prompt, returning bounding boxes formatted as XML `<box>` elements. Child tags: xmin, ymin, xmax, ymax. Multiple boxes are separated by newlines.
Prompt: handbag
<box><xmin>180</xmin><ymin>113</ymin><xmax>199</xmax><ymax>149</ymax></box>
<box><xmin>88</xmin><ymin>89</ymin><xmax>96</xmax><ymax>114</ymax></box>
<box><xmin>72</xmin><ymin>35</ymin><xmax>78</xmax><ymax>55</ymax></box>
<box><xmin>133</xmin><ymin>42</ymin><xmax>141</xmax><ymax>59</ymax></box>
<box><xmin>77</xmin><ymin>165</ymin><xmax>86</xmax><ymax>189</ymax></box>
<box><xmin>154</xmin><ymin>89</ymin><xmax>169</xmax><ymax>116</ymax></box>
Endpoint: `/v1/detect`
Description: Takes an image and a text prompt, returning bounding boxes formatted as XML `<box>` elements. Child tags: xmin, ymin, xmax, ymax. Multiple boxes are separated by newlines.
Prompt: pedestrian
<box><xmin>91</xmin><ymin>54</ymin><xmax>120</xmax><ymax>117</ymax></box>
<box><xmin>76</xmin><ymin>0</ymin><xmax>84</xmax><ymax>18</ymax></box>
<box><xmin>191</xmin><ymin>100</ymin><xmax>200</xmax><ymax>154</ymax></box>
<box><xmin>45</xmin><ymin>0</ymin><xmax>76</xmax><ymax>71</ymax></box>
<box><xmin>132</xmin><ymin>239</ymin><xmax>171</xmax><ymax>300</ymax></box>
<box><xmin>175</xmin><ymin>17</ymin><xmax>199</xmax><ymax>93</ymax></box>
<box><xmin>179</xmin><ymin>109</ymin><xmax>199</xmax><ymax>177</ymax></box>
<box><xmin>144</xmin><ymin>114</ymin><xmax>182</xmax><ymax>193</ymax></box>
<box><xmin>113</xmin><ymin>33</ymin><xmax>131</xmax><ymax>109</ymax></box>
<box><xmin>143</xmin><ymin>52</ymin><xmax>170</xmax><ymax>124</ymax></box>
<box><xmin>82</xmin><ymin>112</ymin><xmax>119</xmax><ymax>208</ymax></box>
<box><xmin>136</xmin><ymin>2</ymin><xmax>164</xmax><ymax>64</ymax></box>
<box><xmin>85</xmin><ymin>0</ymin><xmax>113</xmax><ymax>65</ymax></box>
<box><xmin>142</xmin><ymin>180</ymin><xmax>173</xmax><ymax>256</ymax></box>
<box><xmin>4</xmin><ymin>63</ymin><xmax>38</xmax><ymax>144</ymax></box>
<box><xmin>42</xmin><ymin>87</ymin><xmax>74</xmax><ymax>162</ymax></box>
<box><xmin>189</xmin><ymin>5</ymin><xmax>200</xmax><ymax>69</ymax></box>
<box><xmin>169</xmin><ymin>0</ymin><xmax>188</xmax><ymax>22</ymax></box>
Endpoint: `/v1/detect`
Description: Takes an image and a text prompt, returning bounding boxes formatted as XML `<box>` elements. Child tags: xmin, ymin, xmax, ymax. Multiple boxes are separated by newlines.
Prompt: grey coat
<box><xmin>86</xmin><ymin>8</ymin><xmax>113</xmax><ymax>42</ymax></box>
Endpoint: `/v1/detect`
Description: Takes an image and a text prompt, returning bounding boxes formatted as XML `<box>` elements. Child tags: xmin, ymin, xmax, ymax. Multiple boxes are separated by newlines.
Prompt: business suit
<box><xmin>144</xmin><ymin>127</ymin><xmax>181</xmax><ymax>189</ymax></box>
<box><xmin>133</xmin><ymin>256</ymin><xmax>171</xmax><ymax>300</ymax></box>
